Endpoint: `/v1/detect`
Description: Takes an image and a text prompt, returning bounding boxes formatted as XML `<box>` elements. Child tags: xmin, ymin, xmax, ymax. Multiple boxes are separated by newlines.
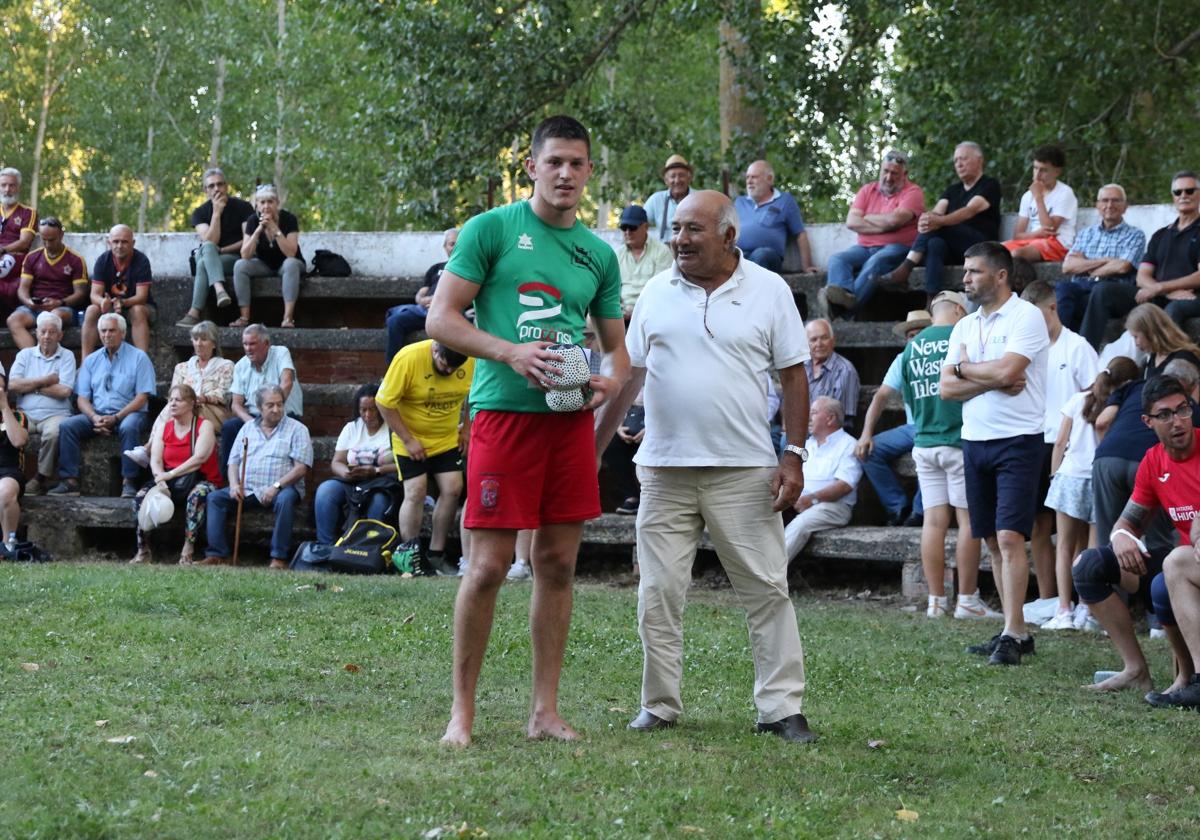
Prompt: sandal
<box><xmin>280</xmin><ymin>318</ymin><xmax>296</xmax><ymax>328</ymax></box>
<box><xmin>228</xmin><ymin>316</ymin><xmax>249</xmax><ymax>328</ymax></box>
<box><xmin>215</xmin><ymin>288</ymin><xmax>233</xmax><ymax>308</ymax></box>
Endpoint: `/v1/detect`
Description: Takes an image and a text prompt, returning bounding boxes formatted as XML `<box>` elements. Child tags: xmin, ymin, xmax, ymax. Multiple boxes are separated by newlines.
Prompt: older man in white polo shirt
<box><xmin>597</xmin><ymin>190</ymin><xmax>816</xmax><ymax>744</ymax></box>
<box><xmin>6</xmin><ymin>311</ymin><xmax>76</xmax><ymax>493</ymax></box>
<box><xmin>941</xmin><ymin>241</ymin><xmax>1050</xmax><ymax>666</ymax></box>
<box><xmin>783</xmin><ymin>396</ymin><xmax>862</xmax><ymax>561</ymax></box>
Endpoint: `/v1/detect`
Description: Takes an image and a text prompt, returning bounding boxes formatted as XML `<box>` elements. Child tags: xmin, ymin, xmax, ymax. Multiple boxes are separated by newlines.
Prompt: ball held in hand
<box><xmin>543</xmin><ymin>343</ymin><xmax>591</xmax><ymax>390</ymax></box>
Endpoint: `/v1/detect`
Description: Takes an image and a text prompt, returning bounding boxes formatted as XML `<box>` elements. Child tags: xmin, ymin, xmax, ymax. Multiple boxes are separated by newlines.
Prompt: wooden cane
<box><xmin>231</xmin><ymin>436</ymin><xmax>249</xmax><ymax>566</ymax></box>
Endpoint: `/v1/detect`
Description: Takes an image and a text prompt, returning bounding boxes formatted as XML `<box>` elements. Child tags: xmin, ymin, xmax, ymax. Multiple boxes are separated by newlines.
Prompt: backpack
<box><xmin>310</xmin><ymin>249</ymin><xmax>352</xmax><ymax>277</ymax></box>
<box><xmin>289</xmin><ymin>518</ymin><xmax>398</xmax><ymax>575</ymax></box>
<box><xmin>344</xmin><ymin>476</ymin><xmax>403</xmax><ymax>524</ymax></box>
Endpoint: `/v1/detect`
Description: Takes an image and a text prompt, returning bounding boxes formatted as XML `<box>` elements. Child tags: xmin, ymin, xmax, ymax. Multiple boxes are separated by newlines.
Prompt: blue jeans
<box><xmin>206</xmin><ymin>485</ymin><xmax>300</xmax><ymax>560</ymax></box>
<box><xmin>313</xmin><ymin>479</ymin><xmax>392</xmax><ymax>544</ymax></box>
<box><xmin>386</xmin><ymin>304</ymin><xmax>429</xmax><ymax>363</ymax></box>
<box><xmin>57</xmin><ymin>411</ymin><xmax>150</xmax><ymax>481</ymax></box>
<box><xmin>863</xmin><ymin>423</ymin><xmax>922</xmax><ymax>518</ymax></box>
<box><xmin>911</xmin><ymin>224</ymin><xmax>988</xmax><ymax>296</ymax></box>
<box><xmin>745</xmin><ymin>247</ymin><xmax>783</xmax><ymax>273</ymax></box>
<box><xmin>825</xmin><ymin>243</ymin><xmax>909</xmax><ymax>311</ymax></box>
<box><xmin>1055</xmin><ymin>276</ymin><xmax>1099</xmax><ymax>335</ymax></box>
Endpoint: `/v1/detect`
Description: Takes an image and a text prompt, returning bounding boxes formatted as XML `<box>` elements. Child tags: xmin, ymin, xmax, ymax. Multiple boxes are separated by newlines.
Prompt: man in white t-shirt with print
<box><xmin>1002</xmin><ymin>145</ymin><xmax>1078</xmax><ymax>264</ymax></box>
<box><xmin>941</xmin><ymin>241</ymin><xmax>1050</xmax><ymax>666</ymax></box>
<box><xmin>596</xmin><ymin>190</ymin><xmax>817</xmax><ymax>744</ymax></box>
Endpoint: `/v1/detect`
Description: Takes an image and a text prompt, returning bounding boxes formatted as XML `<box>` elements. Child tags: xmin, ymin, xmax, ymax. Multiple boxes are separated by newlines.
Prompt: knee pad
<box><xmin>1150</xmin><ymin>572</ymin><xmax>1177</xmax><ymax>627</ymax></box>
<box><xmin>1072</xmin><ymin>546</ymin><xmax>1120</xmax><ymax>605</ymax></box>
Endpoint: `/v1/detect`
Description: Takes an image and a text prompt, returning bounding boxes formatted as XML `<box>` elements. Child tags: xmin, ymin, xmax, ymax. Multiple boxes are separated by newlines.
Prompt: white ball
<box><xmin>546</xmin><ymin>388</ymin><xmax>587</xmax><ymax>412</ymax></box>
<box><xmin>544</xmin><ymin>343</ymin><xmax>591</xmax><ymax>390</ymax></box>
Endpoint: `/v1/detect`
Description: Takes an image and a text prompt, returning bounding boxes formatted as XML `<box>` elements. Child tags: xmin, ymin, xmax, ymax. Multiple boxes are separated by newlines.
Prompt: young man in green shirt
<box><xmin>427</xmin><ymin>115</ymin><xmax>630</xmax><ymax>747</ymax></box>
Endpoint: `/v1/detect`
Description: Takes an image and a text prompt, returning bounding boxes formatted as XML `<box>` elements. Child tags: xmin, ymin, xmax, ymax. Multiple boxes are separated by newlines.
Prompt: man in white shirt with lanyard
<box><xmin>940</xmin><ymin>241</ymin><xmax>1050</xmax><ymax>666</ymax></box>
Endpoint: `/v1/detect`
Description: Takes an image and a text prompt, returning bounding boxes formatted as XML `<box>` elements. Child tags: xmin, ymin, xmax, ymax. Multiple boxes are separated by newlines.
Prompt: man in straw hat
<box><xmin>644</xmin><ymin>154</ymin><xmax>694</xmax><ymax>242</ymax></box>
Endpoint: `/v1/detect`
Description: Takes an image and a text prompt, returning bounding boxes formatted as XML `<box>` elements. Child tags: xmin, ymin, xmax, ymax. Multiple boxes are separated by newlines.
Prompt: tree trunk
<box><xmin>718</xmin><ymin>18</ymin><xmax>764</xmax><ymax>175</ymax></box>
<box><xmin>274</xmin><ymin>0</ymin><xmax>287</xmax><ymax>204</ymax></box>
<box><xmin>138</xmin><ymin>123</ymin><xmax>154</xmax><ymax>233</ymax></box>
<box><xmin>30</xmin><ymin>36</ymin><xmax>56</xmax><ymax>210</ymax></box>
<box><xmin>208</xmin><ymin>55</ymin><xmax>226</xmax><ymax>168</ymax></box>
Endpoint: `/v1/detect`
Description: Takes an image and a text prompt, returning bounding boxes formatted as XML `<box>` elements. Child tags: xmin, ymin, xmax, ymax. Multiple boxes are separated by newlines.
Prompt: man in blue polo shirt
<box><xmin>735</xmin><ymin>160</ymin><xmax>816</xmax><ymax>274</ymax></box>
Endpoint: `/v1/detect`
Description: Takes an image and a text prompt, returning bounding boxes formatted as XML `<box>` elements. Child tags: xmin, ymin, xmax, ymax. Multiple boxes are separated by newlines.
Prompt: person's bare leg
<box><xmin>1082</xmin><ymin>575</ymin><xmax>1152</xmax><ymax>692</ymax></box>
<box><xmin>7</xmin><ymin>312</ymin><xmax>34</xmax><ymax>350</ymax></box>
<box><xmin>282</xmin><ymin>299</ymin><xmax>296</xmax><ymax>326</ymax></box>
<box><xmin>1053</xmin><ymin>512</ymin><xmax>1085</xmax><ymax>613</ymax></box>
<box><xmin>986</xmin><ymin>536</ymin><xmax>1007</xmax><ymax>616</ymax></box>
<box><xmin>81</xmin><ymin>305</ymin><xmax>100</xmax><ymax>358</ymax></box>
<box><xmin>516</xmin><ymin>528</ymin><xmax>534</xmax><ymax>563</ymax></box>
<box><xmin>0</xmin><ymin>480</ymin><xmax>19</xmax><ymax>538</ymax></box>
<box><xmin>954</xmin><ymin>508</ymin><xmax>981</xmax><ymax>596</ymax></box>
<box><xmin>995</xmin><ymin>530</ymin><xmax>1029</xmax><ymax>637</ymax></box>
<box><xmin>921</xmin><ymin>504</ymin><xmax>951</xmax><ymax>597</ymax></box>
<box><xmin>398</xmin><ymin>474</ymin><xmax>427</xmax><ymax>542</ymax></box>
<box><xmin>1012</xmin><ymin>245</ymin><xmax>1044</xmax><ymax>263</ymax></box>
<box><xmin>442</xmin><ymin>527</ymin><xmax>517</xmax><ymax>747</ymax></box>
<box><xmin>526</xmin><ymin>521</ymin><xmax>584</xmax><ymax>741</ymax></box>
<box><xmin>1162</xmin><ymin>625</ymin><xmax>1193</xmax><ymax>693</ymax></box>
<box><xmin>1164</xmin><ymin>549</ymin><xmax>1200</xmax><ymax>676</ymax></box>
<box><xmin>130</xmin><ymin>305</ymin><xmax>151</xmax><ymax>353</ymax></box>
<box><xmin>430</xmin><ymin>471</ymin><xmax>463</xmax><ymax>553</ymax></box>
<box><xmin>1030</xmin><ymin>511</ymin><xmax>1057</xmax><ymax>600</ymax></box>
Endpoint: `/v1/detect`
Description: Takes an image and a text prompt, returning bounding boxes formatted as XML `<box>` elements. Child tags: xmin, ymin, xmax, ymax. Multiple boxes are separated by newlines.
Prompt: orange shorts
<box><xmin>1002</xmin><ymin>235</ymin><xmax>1067</xmax><ymax>262</ymax></box>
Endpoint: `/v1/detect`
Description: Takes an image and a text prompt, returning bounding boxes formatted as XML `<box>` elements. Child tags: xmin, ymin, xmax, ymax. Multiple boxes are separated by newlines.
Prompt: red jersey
<box><xmin>161</xmin><ymin>416</ymin><xmax>222</xmax><ymax>486</ymax></box>
<box><xmin>21</xmin><ymin>246</ymin><xmax>88</xmax><ymax>301</ymax></box>
<box><xmin>0</xmin><ymin>203</ymin><xmax>35</xmax><ymax>249</ymax></box>
<box><xmin>1130</xmin><ymin>429</ymin><xmax>1200</xmax><ymax>545</ymax></box>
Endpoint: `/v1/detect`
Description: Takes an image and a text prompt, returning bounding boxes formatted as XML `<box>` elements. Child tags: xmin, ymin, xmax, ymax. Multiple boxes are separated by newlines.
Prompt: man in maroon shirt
<box><xmin>7</xmin><ymin>217</ymin><xmax>88</xmax><ymax>349</ymax></box>
<box><xmin>0</xmin><ymin>167</ymin><xmax>37</xmax><ymax>313</ymax></box>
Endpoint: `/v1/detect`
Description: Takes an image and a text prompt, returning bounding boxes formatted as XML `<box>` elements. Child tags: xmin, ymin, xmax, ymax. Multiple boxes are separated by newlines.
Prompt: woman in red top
<box><xmin>131</xmin><ymin>383</ymin><xmax>222</xmax><ymax>565</ymax></box>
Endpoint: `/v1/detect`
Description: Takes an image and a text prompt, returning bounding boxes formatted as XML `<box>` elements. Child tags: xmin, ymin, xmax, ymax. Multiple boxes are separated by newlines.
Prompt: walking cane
<box><xmin>231</xmin><ymin>436</ymin><xmax>249</xmax><ymax>567</ymax></box>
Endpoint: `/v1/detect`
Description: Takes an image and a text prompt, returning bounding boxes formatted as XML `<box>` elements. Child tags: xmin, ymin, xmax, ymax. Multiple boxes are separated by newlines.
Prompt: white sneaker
<box><xmin>123</xmin><ymin>445</ymin><xmax>151</xmax><ymax>469</ymax></box>
<box><xmin>926</xmin><ymin>595</ymin><xmax>948</xmax><ymax>618</ymax></box>
<box><xmin>1149</xmin><ymin>627</ymin><xmax>1167</xmax><ymax>639</ymax></box>
<box><xmin>1072</xmin><ymin>604</ymin><xmax>1102</xmax><ymax>633</ymax></box>
<box><xmin>1022</xmin><ymin>596</ymin><xmax>1058</xmax><ymax>625</ymax></box>
<box><xmin>506</xmin><ymin>558</ymin><xmax>532</xmax><ymax>581</ymax></box>
<box><xmin>457</xmin><ymin>556</ymin><xmax>468</xmax><ymax>578</ymax></box>
<box><xmin>1041</xmin><ymin>609</ymin><xmax>1077</xmax><ymax>631</ymax></box>
<box><xmin>954</xmin><ymin>591</ymin><xmax>1002</xmax><ymax>620</ymax></box>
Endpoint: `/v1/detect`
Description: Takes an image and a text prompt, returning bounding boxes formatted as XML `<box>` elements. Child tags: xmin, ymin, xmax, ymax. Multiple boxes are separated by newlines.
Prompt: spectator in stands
<box><xmin>1041</xmin><ymin>357</ymin><xmax>1140</xmax><ymax>630</ymax></box>
<box><xmin>596</xmin><ymin>189</ymin><xmax>815</xmax><ymax>743</ymax></box>
<box><xmin>735</xmin><ymin>160</ymin><xmax>816</xmax><ymax>273</ymax></box>
<box><xmin>644</xmin><ymin>154</ymin><xmax>694</xmax><ymax>242</ymax></box>
<box><xmin>1021</xmin><ymin>279</ymin><xmax>1099</xmax><ymax>624</ymax></box>
<box><xmin>231</xmin><ymin>185</ymin><xmax>304</xmax><ymax>329</ymax></box>
<box><xmin>385</xmin><ymin>228</ymin><xmax>459</xmax><ymax>363</ymax></box>
<box><xmin>171</xmin><ymin>320</ymin><xmax>235</xmax><ymax>428</ymax></box>
<box><xmin>804</xmin><ymin>318</ymin><xmax>859</xmax><ymax>430</ymax></box>
<box><xmin>221</xmin><ymin>324</ymin><xmax>303</xmax><ymax>474</ymax></box>
<box><xmin>0</xmin><ymin>374</ymin><xmax>30</xmax><ymax>543</ymax></box>
<box><xmin>1057</xmin><ymin>185</ymin><xmax>1145</xmax><ymax>347</ymax></box>
<box><xmin>313</xmin><ymin>383</ymin><xmax>398</xmax><ymax>545</ymax></box>
<box><xmin>176</xmin><ymin>167</ymin><xmax>255</xmax><ymax>329</ymax></box>
<box><xmin>130</xmin><ymin>384</ymin><xmax>221</xmax><ymax>566</ymax></box>
<box><xmin>7</xmin><ymin>312</ymin><xmax>75</xmax><ymax>495</ymax></box>
<box><xmin>205</xmin><ymin>384</ymin><xmax>312</xmax><ymax>569</ymax></box>
<box><xmin>1073</xmin><ymin>372</ymin><xmax>1198</xmax><ymax>696</ymax></box>
<box><xmin>1002</xmin><ymin>144</ymin><xmax>1078</xmax><ymax>263</ymax></box>
<box><xmin>784</xmin><ymin>395</ymin><xmax>862</xmax><ymax>562</ymax></box>
<box><xmin>8</xmin><ymin>217</ymin><xmax>88</xmax><ymax>350</ymax></box>
<box><xmin>615</xmin><ymin>206</ymin><xmax>671</xmax><ymax>318</ymax></box>
<box><xmin>50</xmin><ymin>313</ymin><xmax>155</xmax><ymax>498</ymax></box>
<box><xmin>877</xmin><ymin>142</ymin><xmax>1002</xmax><ymax>306</ymax></box>
<box><xmin>942</xmin><ymin>242</ymin><xmax>1050</xmax><ymax>666</ymax></box>
<box><xmin>375</xmin><ymin>339</ymin><xmax>474</xmax><ymax>578</ymax></box>
<box><xmin>81</xmin><ymin>224</ymin><xmax>154</xmax><ymax>358</ymax></box>
<box><xmin>902</xmin><ymin>291</ymin><xmax>993</xmax><ymax>619</ymax></box>
<box><xmin>1135</xmin><ymin>171</ymin><xmax>1200</xmax><ymax>327</ymax></box>
<box><xmin>823</xmin><ymin>150</ymin><xmax>924</xmax><ymax>314</ymax></box>
<box><xmin>856</xmin><ymin>310</ymin><xmax>929</xmax><ymax>527</ymax></box>
<box><xmin>0</xmin><ymin>167</ymin><xmax>37</xmax><ymax>313</ymax></box>
<box><xmin>1126</xmin><ymin>302</ymin><xmax>1200</xmax><ymax>379</ymax></box>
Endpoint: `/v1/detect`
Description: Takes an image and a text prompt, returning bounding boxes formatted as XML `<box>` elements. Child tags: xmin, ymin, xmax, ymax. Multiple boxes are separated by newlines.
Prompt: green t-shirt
<box><xmin>445</xmin><ymin>201</ymin><xmax>622</xmax><ymax>413</ymax></box>
<box><xmin>901</xmin><ymin>324</ymin><xmax>962</xmax><ymax>448</ymax></box>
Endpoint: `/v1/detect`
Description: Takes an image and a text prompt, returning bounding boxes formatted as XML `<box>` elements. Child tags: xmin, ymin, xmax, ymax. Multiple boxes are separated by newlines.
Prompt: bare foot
<box><xmin>526</xmin><ymin>711</ymin><xmax>580</xmax><ymax>741</ymax></box>
<box><xmin>1084</xmin><ymin>669</ymin><xmax>1152</xmax><ymax>692</ymax></box>
<box><xmin>441</xmin><ymin>717</ymin><xmax>472</xmax><ymax>747</ymax></box>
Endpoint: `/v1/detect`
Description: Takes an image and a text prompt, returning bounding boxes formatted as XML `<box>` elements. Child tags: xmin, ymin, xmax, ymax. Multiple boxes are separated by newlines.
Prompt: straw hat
<box><xmin>893</xmin><ymin>309</ymin><xmax>932</xmax><ymax>338</ymax></box>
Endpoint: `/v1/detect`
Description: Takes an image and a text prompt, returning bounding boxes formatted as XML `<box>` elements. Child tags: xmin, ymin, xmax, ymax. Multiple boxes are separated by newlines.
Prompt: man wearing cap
<box><xmin>855</xmin><ymin>309</ymin><xmax>930</xmax><ymax>527</ymax></box>
<box><xmin>735</xmin><ymin>160</ymin><xmax>817</xmax><ymax>274</ymax></box>
<box><xmin>824</xmin><ymin>150</ymin><xmax>924</xmax><ymax>316</ymax></box>
<box><xmin>0</xmin><ymin>167</ymin><xmax>37</xmax><ymax>314</ymax></box>
<box><xmin>7</xmin><ymin>217</ymin><xmax>89</xmax><ymax>350</ymax></box>
<box><xmin>615</xmin><ymin>205</ymin><xmax>672</xmax><ymax>318</ymax></box>
<box><xmin>644</xmin><ymin>155</ymin><xmax>694</xmax><ymax>243</ymax></box>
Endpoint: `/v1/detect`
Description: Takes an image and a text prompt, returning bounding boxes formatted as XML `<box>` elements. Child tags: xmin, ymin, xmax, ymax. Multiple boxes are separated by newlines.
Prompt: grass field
<box><xmin>2</xmin><ymin>562</ymin><xmax>1197</xmax><ymax>839</ymax></box>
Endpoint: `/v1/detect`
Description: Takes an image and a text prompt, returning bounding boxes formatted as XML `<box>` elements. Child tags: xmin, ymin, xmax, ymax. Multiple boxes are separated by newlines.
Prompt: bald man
<box><xmin>735</xmin><ymin>160</ymin><xmax>816</xmax><ymax>273</ymax></box>
<box><xmin>82</xmin><ymin>224</ymin><xmax>154</xmax><ymax>357</ymax></box>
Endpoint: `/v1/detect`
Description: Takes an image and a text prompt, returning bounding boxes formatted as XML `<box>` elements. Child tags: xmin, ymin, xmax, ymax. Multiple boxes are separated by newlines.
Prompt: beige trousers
<box><xmin>26</xmin><ymin>414</ymin><xmax>67</xmax><ymax>478</ymax></box>
<box><xmin>783</xmin><ymin>500</ymin><xmax>853</xmax><ymax>561</ymax></box>
<box><xmin>635</xmin><ymin>465</ymin><xmax>806</xmax><ymax>724</ymax></box>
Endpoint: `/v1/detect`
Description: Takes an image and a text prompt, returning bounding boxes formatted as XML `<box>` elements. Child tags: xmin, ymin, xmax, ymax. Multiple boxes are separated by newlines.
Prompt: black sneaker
<box><xmin>1145</xmin><ymin>674</ymin><xmax>1200</xmax><ymax>709</ymax></box>
<box><xmin>615</xmin><ymin>496</ymin><xmax>639</xmax><ymax>515</ymax></box>
<box><xmin>426</xmin><ymin>551</ymin><xmax>458</xmax><ymax>577</ymax></box>
<box><xmin>967</xmin><ymin>633</ymin><xmax>1035</xmax><ymax>657</ymax></box>
<box><xmin>987</xmin><ymin>634</ymin><xmax>1026</xmax><ymax>666</ymax></box>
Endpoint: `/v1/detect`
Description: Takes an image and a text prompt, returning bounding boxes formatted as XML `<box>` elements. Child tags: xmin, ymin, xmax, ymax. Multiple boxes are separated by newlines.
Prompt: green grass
<box><xmin>2</xmin><ymin>563</ymin><xmax>1197</xmax><ymax>839</ymax></box>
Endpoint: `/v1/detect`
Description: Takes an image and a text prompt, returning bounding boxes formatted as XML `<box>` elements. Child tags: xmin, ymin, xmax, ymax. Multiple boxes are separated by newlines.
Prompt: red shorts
<box><xmin>464</xmin><ymin>409</ymin><xmax>601</xmax><ymax>530</ymax></box>
<box><xmin>1002</xmin><ymin>235</ymin><xmax>1067</xmax><ymax>262</ymax></box>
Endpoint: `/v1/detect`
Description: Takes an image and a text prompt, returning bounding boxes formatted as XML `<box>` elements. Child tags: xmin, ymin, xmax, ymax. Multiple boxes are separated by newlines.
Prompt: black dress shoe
<box><xmin>756</xmin><ymin>713</ymin><xmax>818</xmax><ymax>744</ymax></box>
<box><xmin>628</xmin><ymin>709</ymin><xmax>675</xmax><ymax>731</ymax></box>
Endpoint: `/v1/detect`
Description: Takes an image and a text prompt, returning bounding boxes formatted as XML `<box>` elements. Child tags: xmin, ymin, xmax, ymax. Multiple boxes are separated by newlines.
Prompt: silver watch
<box><xmin>783</xmin><ymin>444</ymin><xmax>809</xmax><ymax>462</ymax></box>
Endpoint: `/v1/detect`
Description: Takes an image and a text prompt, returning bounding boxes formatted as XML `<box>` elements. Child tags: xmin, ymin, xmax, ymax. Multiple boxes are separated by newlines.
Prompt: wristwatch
<box><xmin>783</xmin><ymin>444</ymin><xmax>809</xmax><ymax>462</ymax></box>
<box><xmin>272</xmin><ymin>481</ymin><xmax>283</xmax><ymax>490</ymax></box>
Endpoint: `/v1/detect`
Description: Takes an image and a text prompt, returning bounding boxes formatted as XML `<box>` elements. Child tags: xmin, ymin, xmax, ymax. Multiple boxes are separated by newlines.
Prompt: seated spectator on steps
<box><xmin>313</xmin><ymin>384</ymin><xmax>399</xmax><ymax>545</ymax></box>
<box><xmin>1126</xmin><ymin>303</ymin><xmax>1200</xmax><ymax>379</ymax></box>
<box><xmin>735</xmin><ymin>159</ymin><xmax>816</xmax><ymax>274</ymax></box>
<box><xmin>0</xmin><ymin>166</ymin><xmax>37</xmax><ymax>313</ymax></box>
<box><xmin>878</xmin><ymin>142</ymin><xmax>1001</xmax><ymax>307</ymax></box>
<box><xmin>8</xmin><ymin>217</ymin><xmax>88</xmax><ymax>349</ymax></box>
<box><xmin>823</xmin><ymin>150</ymin><xmax>924</xmax><ymax>315</ymax></box>
<box><xmin>386</xmin><ymin>227</ymin><xmax>459</xmax><ymax>363</ymax></box>
<box><xmin>804</xmin><ymin>318</ymin><xmax>860</xmax><ymax>431</ymax></box>
<box><xmin>1056</xmin><ymin>184</ymin><xmax>1145</xmax><ymax>347</ymax></box>
<box><xmin>1002</xmin><ymin>144</ymin><xmax>1078</xmax><ymax>263</ymax></box>
<box><xmin>0</xmin><ymin>374</ymin><xmax>29</xmax><ymax>546</ymax></box>
<box><xmin>783</xmin><ymin>396</ymin><xmax>862</xmax><ymax>562</ymax></box>
<box><xmin>175</xmin><ymin>167</ymin><xmax>255</xmax><ymax>329</ymax></box>
<box><xmin>856</xmin><ymin>309</ymin><xmax>929</xmax><ymax>527</ymax></box>
<box><xmin>231</xmin><ymin>184</ymin><xmax>304</xmax><ymax>328</ymax></box>
<box><xmin>130</xmin><ymin>384</ymin><xmax>222</xmax><ymax>567</ymax></box>
<box><xmin>614</xmin><ymin>207</ymin><xmax>671</xmax><ymax>319</ymax></box>
<box><xmin>82</xmin><ymin>224</ymin><xmax>154</xmax><ymax>358</ymax></box>
<box><xmin>221</xmin><ymin>324</ymin><xmax>303</xmax><ymax>475</ymax></box>
<box><xmin>7</xmin><ymin>312</ymin><xmax>75</xmax><ymax>495</ymax></box>
<box><xmin>1072</xmin><ymin>373</ymin><xmax>1198</xmax><ymax>698</ymax></box>
<box><xmin>643</xmin><ymin>154</ymin><xmax>694</xmax><ymax>243</ymax></box>
<box><xmin>604</xmin><ymin>394</ymin><xmax>645</xmax><ymax>515</ymax></box>
<box><xmin>205</xmin><ymin>385</ymin><xmax>313</xmax><ymax>569</ymax></box>
<box><xmin>50</xmin><ymin>312</ymin><xmax>155</xmax><ymax>499</ymax></box>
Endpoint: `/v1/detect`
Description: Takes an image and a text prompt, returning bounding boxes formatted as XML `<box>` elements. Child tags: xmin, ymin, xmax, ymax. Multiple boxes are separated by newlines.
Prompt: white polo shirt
<box><xmin>802</xmin><ymin>428</ymin><xmax>862</xmax><ymax>507</ymax></box>
<box><xmin>1043</xmin><ymin>326</ymin><xmax>1098</xmax><ymax>442</ymax></box>
<box><xmin>944</xmin><ymin>292</ymin><xmax>1049</xmax><ymax>441</ymax></box>
<box><xmin>628</xmin><ymin>253</ymin><xmax>809</xmax><ymax>467</ymax></box>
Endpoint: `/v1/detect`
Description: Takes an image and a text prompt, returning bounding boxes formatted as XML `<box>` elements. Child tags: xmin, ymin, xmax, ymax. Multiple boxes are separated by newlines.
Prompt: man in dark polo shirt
<box><xmin>176</xmin><ymin>167</ymin><xmax>255</xmax><ymax>328</ymax></box>
<box><xmin>81</xmin><ymin>224</ymin><xmax>154</xmax><ymax>357</ymax></box>
<box><xmin>7</xmin><ymin>217</ymin><xmax>88</xmax><ymax>350</ymax></box>
<box><xmin>1079</xmin><ymin>171</ymin><xmax>1200</xmax><ymax>342</ymax></box>
<box><xmin>385</xmin><ymin>227</ymin><xmax>458</xmax><ymax>363</ymax></box>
